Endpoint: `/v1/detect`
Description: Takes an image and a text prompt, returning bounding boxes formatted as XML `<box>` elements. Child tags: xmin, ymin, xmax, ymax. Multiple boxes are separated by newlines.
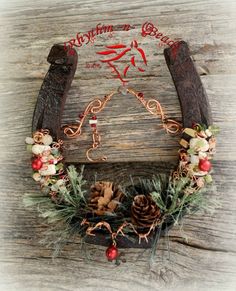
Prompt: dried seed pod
<box><xmin>88</xmin><ymin>181</ymin><xmax>123</xmax><ymax>215</ymax></box>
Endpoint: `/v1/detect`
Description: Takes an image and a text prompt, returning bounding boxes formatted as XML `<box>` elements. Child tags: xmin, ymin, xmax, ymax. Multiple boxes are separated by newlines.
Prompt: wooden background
<box><xmin>0</xmin><ymin>0</ymin><xmax>236</xmax><ymax>290</ymax></box>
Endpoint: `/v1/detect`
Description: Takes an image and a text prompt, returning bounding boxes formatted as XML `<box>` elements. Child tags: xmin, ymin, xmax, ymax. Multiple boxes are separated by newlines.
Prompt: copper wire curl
<box><xmin>81</xmin><ymin>218</ymin><xmax>164</xmax><ymax>244</ymax></box>
<box><xmin>62</xmin><ymin>88</ymin><xmax>182</xmax><ymax>162</ymax></box>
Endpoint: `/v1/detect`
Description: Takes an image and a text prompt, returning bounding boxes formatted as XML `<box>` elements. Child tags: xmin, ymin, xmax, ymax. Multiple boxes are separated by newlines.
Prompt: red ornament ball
<box><xmin>106</xmin><ymin>244</ymin><xmax>118</xmax><ymax>261</ymax></box>
<box><xmin>32</xmin><ymin>158</ymin><xmax>43</xmax><ymax>171</ymax></box>
<box><xmin>198</xmin><ymin>159</ymin><xmax>212</xmax><ymax>172</ymax></box>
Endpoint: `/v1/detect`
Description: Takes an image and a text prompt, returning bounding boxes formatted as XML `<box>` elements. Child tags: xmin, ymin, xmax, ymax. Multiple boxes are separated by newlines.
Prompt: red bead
<box><xmin>138</xmin><ymin>92</ymin><xmax>144</xmax><ymax>98</ymax></box>
<box><xmin>79</xmin><ymin>113</ymin><xmax>84</xmax><ymax>119</ymax></box>
<box><xmin>90</xmin><ymin>123</ymin><xmax>97</xmax><ymax>128</ymax></box>
<box><xmin>92</xmin><ymin>115</ymin><xmax>97</xmax><ymax>120</ymax></box>
<box><xmin>198</xmin><ymin>159</ymin><xmax>212</xmax><ymax>172</ymax></box>
<box><xmin>68</xmin><ymin>49</ymin><xmax>75</xmax><ymax>56</ymax></box>
<box><xmin>106</xmin><ymin>244</ymin><xmax>118</xmax><ymax>261</ymax></box>
<box><xmin>32</xmin><ymin>158</ymin><xmax>43</xmax><ymax>171</ymax></box>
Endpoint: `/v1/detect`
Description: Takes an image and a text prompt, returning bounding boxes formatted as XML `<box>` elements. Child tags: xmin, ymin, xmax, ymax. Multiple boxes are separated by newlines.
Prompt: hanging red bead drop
<box><xmin>105</xmin><ymin>244</ymin><xmax>118</xmax><ymax>261</ymax></box>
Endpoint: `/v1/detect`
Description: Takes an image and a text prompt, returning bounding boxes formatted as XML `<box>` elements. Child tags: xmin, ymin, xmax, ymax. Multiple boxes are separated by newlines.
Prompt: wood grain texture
<box><xmin>0</xmin><ymin>0</ymin><xmax>236</xmax><ymax>290</ymax></box>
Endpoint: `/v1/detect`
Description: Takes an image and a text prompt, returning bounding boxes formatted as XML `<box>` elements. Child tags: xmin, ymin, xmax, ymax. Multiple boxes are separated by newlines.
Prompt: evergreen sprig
<box><xmin>149</xmin><ymin>175</ymin><xmax>209</xmax><ymax>220</ymax></box>
<box><xmin>67</xmin><ymin>165</ymin><xmax>87</xmax><ymax>203</ymax></box>
<box><xmin>24</xmin><ymin>166</ymin><xmax>215</xmax><ymax>257</ymax></box>
<box><xmin>24</xmin><ymin>165</ymin><xmax>88</xmax><ymax>228</ymax></box>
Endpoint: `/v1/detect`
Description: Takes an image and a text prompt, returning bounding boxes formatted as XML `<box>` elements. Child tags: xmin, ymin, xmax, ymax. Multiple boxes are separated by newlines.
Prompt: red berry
<box><xmin>138</xmin><ymin>92</ymin><xmax>144</xmax><ymax>98</ymax></box>
<box><xmin>31</xmin><ymin>158</ymin><xmax>43</xmax><ymax>171</ymax></box>
<box><xmin>106</xmin><ymin>244</ymin><xmax>118</xmax><ymax>261</ymax></box>
<box><xmin>198</xmin><ymin>159</ymin><xmax>212</xmax><ymax>172</ymax></box>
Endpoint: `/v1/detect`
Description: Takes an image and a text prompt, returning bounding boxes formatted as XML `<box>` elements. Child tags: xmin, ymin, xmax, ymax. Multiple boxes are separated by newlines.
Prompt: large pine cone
<box><xmin>88</xmin><ymin>181</ymin><xmax>123</xmax><ymax>215</ymax></box>
<box><xmin>131</xmin><ymin>194</ymin><xmax>161</xmax><ymax>228</ymax></box>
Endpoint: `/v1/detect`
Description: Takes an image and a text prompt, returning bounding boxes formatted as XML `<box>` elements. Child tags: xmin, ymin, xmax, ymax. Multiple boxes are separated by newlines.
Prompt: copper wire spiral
<box><xmin>62</xmin><ymin>87</ymin><xmax>182</xmax><ymax>162</ymax></box>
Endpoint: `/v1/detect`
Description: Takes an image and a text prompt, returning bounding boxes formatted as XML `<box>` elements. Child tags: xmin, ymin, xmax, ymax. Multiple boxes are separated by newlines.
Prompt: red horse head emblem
<box><xmin>97</xmin><ymin>40</ymin><xmax>147</xmax><ymax>85</ymax></box>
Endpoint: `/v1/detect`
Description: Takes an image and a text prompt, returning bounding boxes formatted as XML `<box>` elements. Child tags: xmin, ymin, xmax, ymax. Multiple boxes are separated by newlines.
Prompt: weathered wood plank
<box><xmin>0</xmin><ymin>0</ymin><xmax>236</xmax><ymax>290</ymax></box>
<box><xmin>0</xmin><ymin>162</ymin><xmax>236</xmax><ymax>291</ymax></box>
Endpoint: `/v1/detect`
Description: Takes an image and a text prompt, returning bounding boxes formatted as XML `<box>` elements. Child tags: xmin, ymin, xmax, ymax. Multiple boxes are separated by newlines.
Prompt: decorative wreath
<box><xmin>24</xmin><ymin>42</ymin><xmax>218</xmax><ymax>262</ymax></box>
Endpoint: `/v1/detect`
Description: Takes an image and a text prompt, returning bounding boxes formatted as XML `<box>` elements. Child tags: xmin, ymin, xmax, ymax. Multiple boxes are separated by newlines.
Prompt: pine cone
<box><xmin>88</xmin><ymin>181</ymin><xmax>123</xmax><ymax>215</ymax></box>
<box><xmin>131</xmin><ymin>194</ymin><xmax>161</xmax><ymax>228</ymax></box>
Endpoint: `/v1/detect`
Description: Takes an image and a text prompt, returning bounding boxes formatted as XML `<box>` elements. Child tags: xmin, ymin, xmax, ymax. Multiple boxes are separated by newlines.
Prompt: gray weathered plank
<box><xmin>0</xmin><ymin>0</ymin><xmax>236</xmax><ymax>290</ymax></box>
